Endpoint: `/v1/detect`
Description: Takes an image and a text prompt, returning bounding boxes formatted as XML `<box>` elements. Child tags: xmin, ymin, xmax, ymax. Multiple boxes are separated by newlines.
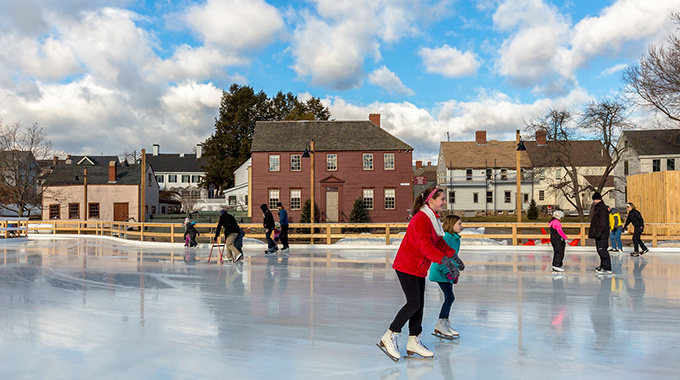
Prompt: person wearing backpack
<box><xmin>608</xmin><ymin>207</ymin><xmax>623</xmax><ymax>254</ymax></box>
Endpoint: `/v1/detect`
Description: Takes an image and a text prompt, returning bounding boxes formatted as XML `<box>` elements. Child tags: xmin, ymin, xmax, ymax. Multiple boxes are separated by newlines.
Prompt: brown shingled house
<box><xmin>250</xmin><ymin>115</ymin><xmax>413</xmax><ymax>223</ymax></box>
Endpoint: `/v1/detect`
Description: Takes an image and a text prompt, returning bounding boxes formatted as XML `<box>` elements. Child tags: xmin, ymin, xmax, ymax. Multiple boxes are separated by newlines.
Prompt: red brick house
<box><xmin>250</xmin><ymin>115</ymin><xmax>413</xmax><ymax>223</ymax></box>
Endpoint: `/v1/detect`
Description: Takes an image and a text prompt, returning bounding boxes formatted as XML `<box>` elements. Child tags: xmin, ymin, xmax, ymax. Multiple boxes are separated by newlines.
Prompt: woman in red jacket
<box><xmin>377</xmin><ymin>186</ymin><xmax>464</xmax><ymax>361</ymax></box>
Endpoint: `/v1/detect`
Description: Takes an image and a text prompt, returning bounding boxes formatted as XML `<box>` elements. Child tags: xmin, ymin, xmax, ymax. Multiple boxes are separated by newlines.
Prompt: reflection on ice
<box><xmin>1</xmin><ymin>236</ymin><xmax>680</xmax><ymax>379</ymax></box>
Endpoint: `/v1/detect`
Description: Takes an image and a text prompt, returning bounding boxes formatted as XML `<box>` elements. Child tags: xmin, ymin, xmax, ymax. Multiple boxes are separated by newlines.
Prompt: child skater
<box><xmin>377</xmin><ymin>186</ymin><xmax>464</xmax><ymax>362</ymax></box>
<box><xmin>549</xmin><ymin>210</ymin><xmax>568</xmax><ymax>273</ymax></box>
<box><xmin>183</xmin><ymin>217</ymin><xmax>199</xmax><ymax>249</ymax></box>
<box><xmin>429</xmin><ymin>214</ymin><xmax>463</xmax><ymax>339</ymax></box>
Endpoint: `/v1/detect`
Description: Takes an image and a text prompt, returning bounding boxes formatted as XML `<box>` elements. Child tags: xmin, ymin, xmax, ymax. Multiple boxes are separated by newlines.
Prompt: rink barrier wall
<box><xmin>24</xmin><ymin>221</ymin><xmax>680</xmax><ymax>247</ymax></box>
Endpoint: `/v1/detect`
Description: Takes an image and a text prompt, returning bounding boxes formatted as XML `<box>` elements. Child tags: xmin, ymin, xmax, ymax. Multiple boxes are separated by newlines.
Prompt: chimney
<box><xmin>153</xmin><ymin>144</ymin><xmax>159</xmax><ymax>156</ymax></box>
<box><xmin>416</xmin><ymin>160</ymin><xmax>423</xmax><ymax>170</ymax></box>
<box><xmin>108</xmin><ymin>161</ymin><xmax>117</xmax><ymax>183</ymax></box>
<box><xmin>196</xmin><ymin>144</ymin><xmax>202</xmax><ymax>159</ymax></box>
<box><xmin>369</xmin><ymin>113</ymin><xmax>381</xmax><ymax>127</ymax></box>
<box><xmin>427</xmin><ymin>161</ymin><xmax>432</xmax><ymax>166</ymax></box>
<box><xmin>475</xmin><ymin>131</ymin><xmax>487</xmax><ymax>145</ymax></box>
<box><xmin>52</xmin><ymin>156</ymin><xmax>58</xmax><ymax>167</ymax></box>
<box><xmin>536</xmin><ymin>130</ymin><xmax>547</xmax><ymax>146</ymax></box>
<box><xmin>65</xmin><ymin>154</ymin><xmax>72</xmax><ymax>165</ymax></box>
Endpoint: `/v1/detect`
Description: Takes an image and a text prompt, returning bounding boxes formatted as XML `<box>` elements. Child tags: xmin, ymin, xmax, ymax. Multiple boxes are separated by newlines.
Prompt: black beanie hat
<box><xmin>592</xmin><ymin>192</ymin><xmax>602</xmax><ymax>200</ymax></box>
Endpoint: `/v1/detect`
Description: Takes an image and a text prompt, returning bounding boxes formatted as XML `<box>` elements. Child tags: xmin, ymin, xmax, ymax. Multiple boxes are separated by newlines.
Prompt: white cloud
<box><xmin>598</xmin><ymin>63</ymin><xmax>628</xmax><ymax>78</ymax></box>
<box><xmin>368</xmin><ymin>66</ymin><xmax>415</xmax><ymax>96</ymax></box>
<box><xmin>155</xmin><ymin>45</ymin><xmax>247</xmax><ymax>83</ymax></box>
<box><xmin>419</xmin><ymin>44</ymin><xmax>481</xmax><ymax>78</ymax></box>
<box><xmin>184</xmin><ymin>0</ymin><xmax>284</xmax><ymax>51</ymax></box>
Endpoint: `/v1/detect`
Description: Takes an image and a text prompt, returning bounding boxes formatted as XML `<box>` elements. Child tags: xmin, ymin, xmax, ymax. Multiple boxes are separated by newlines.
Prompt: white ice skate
<box><xmin>442</xmin><ymin>319</ymin><xmax>459</xmax><ymax>338</ymax></box>
<box><xmin>405</xmin><ymin>334</ymin><xmax>433</xmax><ymax>359</ymax></box>
<box><xmin>432</xmin><ymin>319</ymin><xmax>457</xmax><ymax>340</ymax></box>
<box><xmin>377</xmin><ymin>329</ymin><xmax>400</xmax><ymax>362</ymax></box>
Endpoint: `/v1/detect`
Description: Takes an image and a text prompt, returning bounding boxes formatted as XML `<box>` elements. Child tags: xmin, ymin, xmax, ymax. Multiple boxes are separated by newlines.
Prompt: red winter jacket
<box><xmin>393</xmin><ymin>208</ymin><xmax>455</xmax><ymax>277</ymax></box>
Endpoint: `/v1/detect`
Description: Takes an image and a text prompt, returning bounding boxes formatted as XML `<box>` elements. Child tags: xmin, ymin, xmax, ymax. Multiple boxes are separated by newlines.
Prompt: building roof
<box><xmin>621</xmin><ymin>129</ymin><xmax>680</xmax><ymax>156</ymax></box>
<box><xmin>251</xmin><ymin>120</ymin><xmax>412</xmax><ymax>152</ymax></box>
<box><xmin>413</xmin><ymin>165</ymin><xmax>437</xmax><ymax>181</ymax></box>
<box><xmin>584</xmin><ymin>175</ymin><xmax>614</xmax><ymax>188</ymax></box>
<box><xmin>43</xmin><ymin>163</ymin><xmax>144</xmax><ymax>186</ymax></box>
<box><xmin>70</xmin><ymin>155</ymin><xmax>119</xmax><ymax>166</ymax></box>
<box><xmin>440</xmin><ymin>140</ymin><xmax>532</xmax><ymax>169</ymax></box>
<box><xmin>145</xmin><ymin>153</ymin><xmax>207</xmax><ymax>173</ymax></box>
<box><xmin>524</xmin><ymin>140</ymin><xmax>610</xmax><ymax>167</ymax></box>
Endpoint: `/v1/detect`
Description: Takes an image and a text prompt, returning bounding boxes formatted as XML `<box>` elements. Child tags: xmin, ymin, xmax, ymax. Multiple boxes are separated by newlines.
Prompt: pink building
<box><xmin>250</xmin><ymin>115</ymin><xmax>413</xmax><ymax>223</ymax></box>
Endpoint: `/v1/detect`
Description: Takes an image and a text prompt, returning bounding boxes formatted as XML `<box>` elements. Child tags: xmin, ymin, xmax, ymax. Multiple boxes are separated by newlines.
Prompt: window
<box><xmin>653</xmin><ymin>159</ymin><xmax>661</xmax><ymax>172</ymax></box>
<box><xmin>555</xmin><ymin>168</ymin><xmax>562</xmax><ymax>179</ymax></box>
<box><xmin>88</xmin><ymin>203</ymin><xmax>100</xmax><ymax>219</ymax></box>
<box><xmin>624</xmin><ymin>160</ymin><xmax>629</xmax><ymax>176</ymax></box>
<box><xmin>269</xmin><ymin>155</ymin><xmax>280</xmax><ymax>171</ymax></box>
<box><xmin>269</xmin><ymin>189</ymin><xmax>279</xmax><ymax>209</ymax></box>
<box><xmin>290</xmin><ymin>189</ymin><xmax>301</xmax><ymax>210</ymax></box>
<box><xmin>228</xmin><ymin>196</ymin><xmax>236</xmax><ymax>205</ymax></box>
<box><xmin>473</xmin><ymin>193</ymin><xmax>479</xmax><ymax>203</ymax></box>
<box><xmin>384</xmin><ymin>153</ymin><xmax>395</xmax><ymax>170</ymax></box>
<box><xmin>363</xmin><ymin>189</ymin><xmax>374</xmax><ymax>210</ymax></box>
<box><xmin>539</xmin><ymin>190</ymin><xmax>545</xmax><ymax>201</ymax></box>
<box><xmin>291</xmin><ymin>154</ymin><xmax>301</xmax><ymax>171</ymax></box>
<box><xmin>504</xmin><ymin>191</ymin><xmax>511</xmax><ymax>204</ymax></box>
<box><xmin>151</xmin><ymin>206</ymin><xmax>156</xmax><ymax>214</ymax></box>
<box><xmin>523</xmin><ymin>193</ymin><xmax>529</xmax><ymax>203</ymax></box>
<box><xmin>384</xmin><ymin>189</ymin><xmax>395</xmax><ymax>209</ymax></box>
<box><xmin>486</xmin><ymin>191</ymin><xmax>493</xmax><ymax>203</ymax></box>
<box><xmin>486</xmin><ymin>168</ymin><xmax>492</xmax><ymax>180</ymax></box>
<box><xmin>668</xmin><ymin>158</ymin><xmax>675</xmax><ymax>171</ymax></box>
<box><xmin>466</xmin><ymin>168</ymin><xmax>473</xmax><ymax>180</ymax></box>
<box><xmin>181</xmin><ymin>175</ymin><xmax>190</xmax><ymax>183</ymax></box>
<box><xmin>161</xmin><ymin>206</ymin><xmax>166</xmax><ymax>214</ymax></box>
<box><xmin>49</xmin><ymin>204</ymin><xmax>60</xmax><ymax>219</ymax></box>
<box><xmin>191</xmin><ymin>175</ymin><xmax>201</xmax><ymax>183</ymax></box>
<box><xmin>156</xmin><ymin>175</ymin><xmax>164</xmax><ymax>183</ymax></box>
<box><xmin>327</xmin><ymin>154</ymin><xmax>337</xmax><ymax>171</ymax></box>
<box><xmin>168</xmin><ymin>174</ymin><xmax>177</xmax><ymax>183</ymax></box>
<box><xmin>68</xmin><ymin>203</ymin><xmax>80</xmax><ymax>219</ymax></box>
<box><xmin>501</xmin><ymin>168</ymin><xmax>508</xmax><ymax>181</ymax></box>
<box><xmin>448</xmin><ymin>191</ymin><xmax>455</xmax><ymax>204</ymax></box>
<box><xmin>539</xmin><ymin>170</ymin><xmax>545</xmax><ymax>180</ymax></box>
<box><xmin>363</xmin><ymin>154</ymin><xmax>373</xmax><ymax>170</ymax></box>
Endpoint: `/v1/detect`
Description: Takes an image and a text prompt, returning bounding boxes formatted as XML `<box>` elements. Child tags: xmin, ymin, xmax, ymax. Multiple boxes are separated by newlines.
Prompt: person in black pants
<box><xmin>260</xmin><ymin>204</ymin><xmax>277</xmax><ymax>254</ymax></box>
<box><xmin>624</xmin><ymin>202</ymin><xmax>648</xmax><ymax>256</ymax></box>
<box><xmin>276</xmin><ymin>202</ymin><xmax>290</xmax><ymax>253</ymax></box>
<box><xmin>589</xmin><ymin>192</ymin><xmax>611</xmax><ymax>274</ymax></box>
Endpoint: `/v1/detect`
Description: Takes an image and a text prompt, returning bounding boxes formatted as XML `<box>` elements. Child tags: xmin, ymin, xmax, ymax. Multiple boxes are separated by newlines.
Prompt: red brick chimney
<box><xmin>475</xmin><ymin>131</ymin><xmax>487</xmax><ymax>145</ymax></box>
<box><xmin>108</xmin><ymin>161</ymin><xmax>117</xmax><ymax>183</ymax></box>
<box><xmin>536</xmin><ymin>130</ymin><xmax>547</xmax><ymax>146</ymax></box>
<box><xmin>369</xmin><ymin>113</ymin><xmax>381</xmax><ymax>127</ymax></box>
<box><xmin>415</xmin><ymin>160</ymin><xmax>423</xmax><ymax>170</ymax></box>
<box><xmin>52</xmin><ymin>156</ymin><xmax>58</xmax><ymax>167</ymax></box>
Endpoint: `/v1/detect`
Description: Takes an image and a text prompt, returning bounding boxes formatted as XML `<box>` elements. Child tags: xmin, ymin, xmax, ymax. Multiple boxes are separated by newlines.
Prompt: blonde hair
<box><xmin>626</xmin><ymin>202</ymin><xmax>636</xmax><ymax>210</ymax></box>
<box><xmin>442</xmin><ymin>214</ymin><xmax>461</xmax><ymax>234</ymax></box>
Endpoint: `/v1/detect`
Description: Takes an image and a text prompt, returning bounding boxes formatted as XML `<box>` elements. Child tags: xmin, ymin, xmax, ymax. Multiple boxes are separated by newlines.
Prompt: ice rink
<box><xmin>1</xmin><ymin>236</ymin><xmax>680</xmax><ymax>380</ymax></box>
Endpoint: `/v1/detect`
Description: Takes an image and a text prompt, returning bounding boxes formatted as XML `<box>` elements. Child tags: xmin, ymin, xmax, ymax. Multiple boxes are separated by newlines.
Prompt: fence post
<box><xmin>326</xmin><ymin>225</ymin><xmax>331</xmax><ymax>245</ymax></box>
<box><xmin>512</xmin><ymin>225</ymin><xmax>518</xmax><ymax>246</ymax></box>
<box><xmin>652</xmin><ymin>224</ymin><xmax>658</xmax><ymax>248</ymax></box>
<box><xmin>386</xmin><ymin>224</ymin><xmax>390</xmax><ymax>245</ymax></box>
<box><xmin>171</xmin><ymin>224</ymin><xmax>175</xmax><ymax>243</ymax></box>
<box><xmin>580</xmin><ymin>224</ymin><xmax>586</xmax><ymax>246</ymax></box>
<box><xmin>140</xmin><ymin>223</ymin><xmax>145</xmax><ymax>242</ymax></box>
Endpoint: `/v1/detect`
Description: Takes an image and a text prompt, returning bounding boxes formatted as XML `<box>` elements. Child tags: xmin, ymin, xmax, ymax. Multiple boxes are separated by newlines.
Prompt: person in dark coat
<box><xmin>624</xmin><ymin>202</ymin><xmax>648</xmax><ymax>256</ymax></box>
<box><xmin>588</xmin><ymin>192</ymin><xmax>611</xmax><ymax>274</ymax></box>
<box><xmin>277</xmin><ymin>202</ymin><xmax>290</xmax><ymax>253</ymax></box>
<box><xmin>214</xmin><ymin>210</ymin><xmax>243</xmax><ymax>261</ymax></box>
<box><xmin>261</xmin><ymin>204</ymin><xmax>277</xmax><ymax>254</ymax></box>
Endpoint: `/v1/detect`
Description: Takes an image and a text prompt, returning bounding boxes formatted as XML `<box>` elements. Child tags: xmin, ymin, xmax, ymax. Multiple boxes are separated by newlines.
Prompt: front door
<box><xmin>113</xmin><ymin>203</ymin><xmax>129</xmax><ymax>222</ymax></box>
<box><xmin>326</xmin><ymin>190</ymin><xmax>339</xmax><ymax>222</ymax></box>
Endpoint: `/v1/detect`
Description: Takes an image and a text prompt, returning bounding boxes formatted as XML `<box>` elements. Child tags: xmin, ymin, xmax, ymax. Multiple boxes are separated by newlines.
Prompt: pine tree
<box><xmin>299</xmin><ymin>199</ymin><xmax>319</xmax><ymax>223</ymax></box>
<box><xmin>527</xmin><ymin>199</ymin><xmax>539</xmax><ymax>220</ymax></box>
<box><xmin>349</xmin><ymin>198</ymin><xmax>371</xmax><ymax>223</ymax></box>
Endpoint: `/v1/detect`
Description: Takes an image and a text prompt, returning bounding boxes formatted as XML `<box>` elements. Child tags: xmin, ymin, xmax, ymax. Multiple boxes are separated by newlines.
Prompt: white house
<box><xmin>222</xmin><ymin>158</ymin><xmax>250</xmax><ymax>212</ymax></box>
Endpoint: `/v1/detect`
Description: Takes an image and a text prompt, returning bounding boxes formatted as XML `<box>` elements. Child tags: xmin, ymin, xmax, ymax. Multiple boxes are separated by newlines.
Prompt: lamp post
<box><xmin>516</xmin><ymin>130</ymin><xmax>527</xmax><ymax>224</ymax></box>
<box><xmin>302</xmin><ymin>139</ymin><xmax>315</xmax><ymax>225</ymax></box>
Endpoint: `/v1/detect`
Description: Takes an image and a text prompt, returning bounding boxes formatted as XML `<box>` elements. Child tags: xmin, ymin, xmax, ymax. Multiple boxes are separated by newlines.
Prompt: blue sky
<box><xmin>1</xmin><ymin>0</ymin><xmax>679</xmax><ymax>161</ymax></box>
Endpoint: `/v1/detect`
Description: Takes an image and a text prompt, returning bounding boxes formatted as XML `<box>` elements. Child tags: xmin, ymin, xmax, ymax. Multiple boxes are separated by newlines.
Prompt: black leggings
<box><xmin>389</xmin><ymin>270</ymin><xmax>426</xmax><ymax>336</ymax></box>
<box><xmin>632</xmin><ymin>226</ymin><xmax>648</xmax><ymax>252</ymax></box>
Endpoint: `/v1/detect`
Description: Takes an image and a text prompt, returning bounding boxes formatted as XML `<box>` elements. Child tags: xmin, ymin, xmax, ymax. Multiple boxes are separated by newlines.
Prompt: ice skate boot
<box><xmin>377</xmin><ymin>329</ymin><xmax>400</xmax><ymax>362</ymax></box>
<box><xmin>432</xmin><ymin>319</ymin><xmax>455</xmax><ymax>339</ymax></box>
<box><xmin>551</xmin><ymin>266</ymin><xmax>565</xmax><ymax>273</ymax></box>
<box><xmin>442</xmin><ymin>319</ymin><xmax>459</xmax><ymax>338</ymax></box>
<box><xmin>406</xmin><ymin>334</ymin><xmax>433</xmax><ymax>359</ymax></box>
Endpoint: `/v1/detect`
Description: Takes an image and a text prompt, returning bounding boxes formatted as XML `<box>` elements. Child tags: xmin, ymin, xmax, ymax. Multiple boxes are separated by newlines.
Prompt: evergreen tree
<box><xmin>349</xmin><ymin>198</ymin><xmax>371</xmax><ymax>223</ymax></box>
<box><xmin>527</xmin><ymin>199</ymin><xmax>539</xmax><ymax>220</ymax></box>
<box><xmin>299</xmin><ymin>199</ymin><xmax>320</xmax><ymax>223</ymax></box>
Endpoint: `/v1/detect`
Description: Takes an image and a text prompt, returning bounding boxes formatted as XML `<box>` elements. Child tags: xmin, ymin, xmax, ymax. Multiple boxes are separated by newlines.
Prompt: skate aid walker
<box><xmin>208</xmin><ymin>236</ymin><xmax>225</xmax><ymax>263</ymax></box>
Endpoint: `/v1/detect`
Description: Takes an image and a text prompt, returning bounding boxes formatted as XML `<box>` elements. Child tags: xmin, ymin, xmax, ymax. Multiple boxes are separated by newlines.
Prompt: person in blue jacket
<box><xmin>429</xmin><ymin>214</ymin><xmax>463</xmax><ymax>339</ymax></box>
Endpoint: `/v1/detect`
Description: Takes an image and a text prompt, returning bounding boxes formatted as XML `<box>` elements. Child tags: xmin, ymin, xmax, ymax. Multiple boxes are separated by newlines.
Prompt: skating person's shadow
<box><xmin>626</xmin><ymin>257</ymin><xmax>647</xmax><ymax>308</ymax></box>
<box><xmin>590</xmin><ymin>276</ymin><xmax>614</xmax><ymax>351</ymax></box>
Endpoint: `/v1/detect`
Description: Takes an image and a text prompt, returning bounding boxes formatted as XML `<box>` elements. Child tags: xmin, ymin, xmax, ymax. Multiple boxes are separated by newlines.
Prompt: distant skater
<box><xmin>589</xmin><ymin>192</ymin><xmax>612</xmax><ymax>274</ymax></box>
<box><xmin>183</xmin><ymin>217</ymin><xmax>199</xmax><ymax>248</ymax></box>
<box><xmin>377</xmin><ymin>186</ymin><xmax>463</xmax><ymax>362</ymax></box>
<box><xmin>214</xmin><ymin>210</ymin><xmax>243</xmax><ymax>262</ymax></box>
<box><xmin>608</xmin><ymin>207</ymin><xmax>624</xmax><ymax>253</ymax></box>
<box><xmin>429</xmin><ymin>214</ymin><xmax>465</xmax><ymax>339</ymax></box>
<box><xmin>549</xmin><ymin>210</ymin><xmax>568</xmax><ymax>273</ymax></box>
<box><xmin>277</xmin><ymin>202</ymin><xmax>290</xmax><ymax>254</ymax></box>
<box><xmin>261</xmin><ymin>204</ymin><xmax>278</xmax><ymax>254</ymax></box>
<box><xmin>624</xmin><ymin>203</ymin><xmax>648</xmax><ymax>257</ymax></box>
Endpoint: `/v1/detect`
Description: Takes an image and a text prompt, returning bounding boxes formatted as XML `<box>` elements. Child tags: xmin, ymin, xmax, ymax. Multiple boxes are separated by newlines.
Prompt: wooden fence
<box><xmin>627</xmin><ymin>171</ymin><xmax>680</xmax><ymax>236</ymax></box>
<box><xmin>21</xmin><ymin>220</ymin><xmax>680</xmax><ymax>247</ymax></box>
<box><xmin>0</xmin><ymin>218</ymin><xmax>29</xmax><ymax>238</ymax></box>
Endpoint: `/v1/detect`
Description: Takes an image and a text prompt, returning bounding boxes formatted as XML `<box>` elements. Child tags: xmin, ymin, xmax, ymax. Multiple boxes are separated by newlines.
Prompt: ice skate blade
<box><xmin>432</xmin><ymin>332</ymin><xmax>459</xmax><ymax>340</ymax></box>
<box><xmin>404</xmin><ymin>352</ymin><xmax>434</xmax><ymax>360</ymax></box>
<box><xmin>376</xmin><ymin>343</ymin><xmax>399</xmax><ymax>362</ymax></box>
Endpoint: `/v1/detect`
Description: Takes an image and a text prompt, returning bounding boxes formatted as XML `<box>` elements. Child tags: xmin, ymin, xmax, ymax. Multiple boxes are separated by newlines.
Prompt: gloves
<box><xmin>445</xmin><ymin>272</ymin><xmax>459</xmax><ymax>284</ymax></box>
<box><xmin>441</xmin><ymin>256</ymin><xmax>460</xmax><ymax>279</ymax></box>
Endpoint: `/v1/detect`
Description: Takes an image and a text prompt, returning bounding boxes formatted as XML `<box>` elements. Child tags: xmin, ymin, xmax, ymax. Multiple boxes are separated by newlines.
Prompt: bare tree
<box><xmin>0</xmin><ymin>122</ymin><xmax>53</xmax><ymax>217</ymax></box>
<box><xmin>622</xmin><ymin>13</ymin><xmax>680</xmax><ymax>124</ymax></box>
<box><xmin>526</xmin><ymin>100</ymin><xmax>631</xmax><ymax>222</ymax></box>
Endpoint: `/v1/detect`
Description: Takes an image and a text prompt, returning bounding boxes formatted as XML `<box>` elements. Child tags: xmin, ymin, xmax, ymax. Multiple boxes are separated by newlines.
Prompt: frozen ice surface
<box><xmin>1</xmin><ymin>236</ymin><xmax>680</xmax><ymax>380</ymax></box>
